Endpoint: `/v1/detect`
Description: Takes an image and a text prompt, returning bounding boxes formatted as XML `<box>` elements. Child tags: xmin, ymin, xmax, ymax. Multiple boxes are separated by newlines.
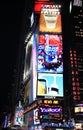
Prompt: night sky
<box><xmin>0</xmin><ymin>1</ymin><xmax>27</xmax><ymax>114</ymax></box>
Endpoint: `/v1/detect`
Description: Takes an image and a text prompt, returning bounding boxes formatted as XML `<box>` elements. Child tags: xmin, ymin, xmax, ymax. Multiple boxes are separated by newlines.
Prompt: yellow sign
<box><xmin>43</xmin><ymin>99</ymin><xmax>59</xmax><ymax>105</ymax></box>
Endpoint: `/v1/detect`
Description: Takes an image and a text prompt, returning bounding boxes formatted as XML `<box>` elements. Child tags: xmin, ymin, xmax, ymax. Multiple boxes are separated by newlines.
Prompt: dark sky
<box><xmin>0</xmin><ymin>1</ymin><xmax>27</xmax><ymax>113</ymax></box>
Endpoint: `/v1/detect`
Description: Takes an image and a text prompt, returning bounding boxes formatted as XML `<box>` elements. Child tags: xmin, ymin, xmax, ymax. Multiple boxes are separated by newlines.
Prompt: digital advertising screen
<box><xmin>34</xmin><ymin>1</ymin><xmax>49</xmax><ymax>14</ymax></box>
<box><xmin>75</xmin><ymin>106</ymin><xmax>83</xmax><ymax>113</ymax></box>
<box><xmin>74</xmin><ymin>104</ymin><xmax>83</xmax><ymax>123</ymax></box>
<box><xmin>39</xmin><ymin>4</ymin><xmax>62</xmax><ymax>33</ymax></box>
<box><xmin>37</xmin><ymin>73</ymin><xmax>63</xmax><ymax>97</ymax></box>
<box><xmin>75</xmin><ymin>123</ymin><xmax>83</xmax><ymax>129</ymax></box>
<box><xmin>23</xmin><ymin>36</ymin><xmax>33</xmax><ymax>82</ymax></box>
<box><xmin>38</xmin><ymin>34</ymin><xmax>63</xmax><ymax>73</ymax></box>
<box><xmin>39</xmin><ymin>105</ymin><xmax>62</xmax><ymax>122</ymax></box>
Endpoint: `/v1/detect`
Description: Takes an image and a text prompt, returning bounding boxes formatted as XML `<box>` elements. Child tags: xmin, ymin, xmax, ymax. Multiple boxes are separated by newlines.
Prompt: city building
<box><xmin>22</xmin><ymin>0</ymin><xmax>65</xmax><ymax>129</ymax></box>
<box><xmin>68</xmin><ymin>0</ymin><xmax>83</xmax><ymax>126</ymax></box>
<box><xmin>11</xmin><ymin>0</ymin><xmax>83</xmax><ymax>129</ymax></box>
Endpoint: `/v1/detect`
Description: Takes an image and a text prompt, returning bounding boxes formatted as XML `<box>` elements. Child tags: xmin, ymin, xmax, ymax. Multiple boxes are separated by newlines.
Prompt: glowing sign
<box><xmin>40</xmin><ymin>107</ymin><xmax>61</xmax><ymax>113</ymax></box>
<box><xmin>34</xmin><ymin>0</ymin><xmax>53</xmax><ymax>14</ymax></box>
<box><xmin>38</xmin><ymin>34</ymin><xmax>63</xmax><ymax>73</ymax></box>
<box><xmin>37</xmin><ymin>73</ymin><xmax>63</xmax><ymax>97</ymax></box>
<box><xmin>34</xmin><ymin>1</ymin><xmax>49</xmax><ymax>14</ymax></box>
<box><xmin>70</xmin><ymin>49</ymin><xmax>81</xmax><ymax>101</ymax></box>
<box><xmin>43</xmin><ymin>99</ymin><xmax>59</xmax><ymax>104</ymax></box>
<box><xmin>14</xmin><ymin>107</ymin><xmax>24</xmax><ymax>126</ymax></box>
<box><xmin>39</xmin><ymin>106</ymin><xmax>62</xmax><ymax>121</ymax></box>
<box><xmin>39</xmin><ymin>4</ymin><xmax>62</xmax><ymax>32</ymax></box>
<box><xmin>75</xmin><ymin>107</ymin><xmax>83</xmax><ymax>113</ymax></box>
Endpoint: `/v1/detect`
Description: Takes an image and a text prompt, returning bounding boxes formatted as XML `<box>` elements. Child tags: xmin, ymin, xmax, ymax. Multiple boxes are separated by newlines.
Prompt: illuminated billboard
<box><xmin>14</xmin><ymin>106</ymin><xmax>24</xmax><ymax>126</ymax></box>
<box><xmin>38</xmin><ymin>34</ymin><xmax>63</xmax><ymax>73</ymax></box>
<box><xmin>75</xmin><ymin>123</ymin><xmax>83</xmax><ymax>129</ymax></box>
<box><xmin>39</xmin><ymin>4</ymin><xmax>62</xmax><ymax>33</ymax></box>
<box><xmin>74</xmin><ymin>104</ymin><xmax>83</xmax><ymax>123</ymax></box>
<box><xmin>37</xmin><ymin>73</ymin><xmax>63</xmax><ymax>97</ymax></box>
<box><xmin>39</xmin><ymin>105</ymin><xmax>62</xmax><ymax>122</ymax></box>
<box><xmin>23</xmin><ymin>36</ymin><xmax>33</xmax><ymax>82</ymax></box>
<box><xmin>75</xmin><ymin>106</ymin><xmax>83</xmax><ymax>113</ymax></box>
<box><xmin>37</xmin><ymin>3</ymin><xmax>63</xmax><ymax>98</ymax></box>
<box><xmin>34</xmin><ymin>0</ymin><xmax>52</xmax><ymax>14</ymax></box>
<box><xmin>34</xmin><ymin>1</ymin><xmax>48</xmax><ymax>14</ymax></box>
<box><xmin>34</xmin><ymin>109</ymin><xmax>40</xmax><ymax>125</ymax></box>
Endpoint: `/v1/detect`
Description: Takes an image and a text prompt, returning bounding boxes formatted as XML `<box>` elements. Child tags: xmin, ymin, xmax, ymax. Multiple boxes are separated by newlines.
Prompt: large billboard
<box><xmin>38</xmin><ymin>34</ymin><xmax>63</xmax><ymax>73</ymax></box>
<box><xmin>39</xmin><ymin>4</ymin><xmax>62</xmax><ymax>33</ymax></box>
<box><xmin>37</xmin><ymin>73</ymin><xmax>63</xmax><ymax>97</ymax></box>
<box><xmin>37</xmin><ymin>3</ymin><xmax>63</xmax><ymax>98</ymax></box>
<box><xmin>39</xmin><ymin>105</ymin><xmax>62</xmax><ymax>122</ymax></box>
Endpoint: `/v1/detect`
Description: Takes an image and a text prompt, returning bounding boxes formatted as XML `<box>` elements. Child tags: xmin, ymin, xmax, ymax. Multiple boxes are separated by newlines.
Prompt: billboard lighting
<box><xmin>40</xmin><ymin>107</ymin><xmax>61</xmax><ymax>113</ymax></box>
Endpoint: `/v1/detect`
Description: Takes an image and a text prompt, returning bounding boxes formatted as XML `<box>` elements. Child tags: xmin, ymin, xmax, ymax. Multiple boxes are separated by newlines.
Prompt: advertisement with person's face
<box><xmin>75</xmin><ymin>106</ymin><xmax>83</xmax><ymax>113</ymax></box>
<box><xmin>39</xmin><ymin>4</ymin><xmax>62</xmax><ymax>33</ymax></box>
<box><xmin>38</xmin><ymin>34</ymin><xmax>63</xmax><ymax>73</ymax></box>
<box><xmin>37</xmin><ymin>73</ymin><xmax>63</xmax><ymax>97</ymax></box>
<box><xmin>34</xmin><ymin>109</ymin><xmax>40</xmax><ymax>125</ymax></box>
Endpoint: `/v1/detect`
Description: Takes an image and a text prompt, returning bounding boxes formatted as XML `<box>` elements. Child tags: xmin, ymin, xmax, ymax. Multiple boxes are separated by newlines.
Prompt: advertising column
<box><xmin>36</xmin><ymin>4</ymin><xmax>63</xmax><ymax>99</ymax></box>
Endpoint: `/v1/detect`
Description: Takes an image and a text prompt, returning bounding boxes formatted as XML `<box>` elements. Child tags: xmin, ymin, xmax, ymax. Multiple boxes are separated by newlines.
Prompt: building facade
<box><xmin>68</xmin><ymin>0</ymin><xmax>83</xmax><ymax>126</ymax></box>
<box><xmin>12</xmin><ymin>0</ymin><xmax>83</xmax><ymax>129</ymax></box>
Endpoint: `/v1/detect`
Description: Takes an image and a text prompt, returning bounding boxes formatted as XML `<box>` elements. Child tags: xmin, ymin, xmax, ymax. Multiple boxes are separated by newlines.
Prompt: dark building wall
<box><xmin>68</xmin><ymin>0</ymin><xmax>83</xmax><ymax>104</ymax></box>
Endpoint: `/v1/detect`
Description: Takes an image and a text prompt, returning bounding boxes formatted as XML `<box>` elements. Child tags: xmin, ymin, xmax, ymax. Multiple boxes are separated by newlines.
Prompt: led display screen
<box><xmin>40</xmin><ymin>107</ymin><xmax>61</xmax><ymax>113</ymax></box>
<box><xmin>37</xmin><ymin>3</ymin><xmax>63</xmax><ymax>98</ymax></box>
<box><xmin>75</xmin><ymin>123</ymin><xmax>83</xmax><ymax>129</ymax></box>
<box><xmin>75</xmin><ymin>106</ymin><xmax>83</xmax><ymax>113</ymax></box>
<box><xmin>38</xmin><ymin>34</ymin><xmax>63</xmax><ymax>73</ymax></box>
<box><xmin>39</xmin><ymin>106</ymin><xmax>62</xmax><ymax>122</ymax></box>
<box><xmin>34</xmin><ymin>1</ymin><xmax>48</xmax><ymax>14</ymax></box>
<box><xmin>74</xmin><ymin>104</ymin><xmax>83</xmax><ymax>123</ymax></box>
<box><xmin>39</xmin><ymin>4</ymin><xmax>62</xmax><ymax>33</ymax></box>
<box><xmin>37</xmin><ymin>73</ymin><xmax>63</xmax><ymax>97</ymax></box>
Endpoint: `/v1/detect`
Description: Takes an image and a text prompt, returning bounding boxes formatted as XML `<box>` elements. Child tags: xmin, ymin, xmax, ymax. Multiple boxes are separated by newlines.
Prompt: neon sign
<box><xmin>40</xmin><ymin>107</ymin><xmax>61</xmax><ymax>113</ymax></box>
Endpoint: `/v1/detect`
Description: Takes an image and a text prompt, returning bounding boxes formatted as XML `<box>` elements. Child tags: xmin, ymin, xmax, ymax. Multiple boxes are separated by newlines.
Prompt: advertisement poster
<box><xmin>75</xmin><ymin>106</ymin><xmax>83</xmax><ymax>113</ymax></box>
<box><xmin>39</xmin><ymin>4</ymin><xmax>62</xmax><ymax>33</ymax></box>
<box><xmin>34</xmin><ymin>109</ymin><xmax>40</xmax><ymax>125</ymax></box>
<box><xmin>14</xmin><ymin>107</ymin><xmax>24</xmax><ymax>126</ymax></box>
<box><xmin>37</xmin><ymin>73</ymin><xmax>63</xmax><ymax>97</ymax></box>
<box><xmin>39</xmin><ymin>105</ymin><xmax>62</xmax><ymax>121</ymax></box>
<box><xmin>38</xmin><ymin>34</ymin><xmax>63</xmax><ymax>73</ymax></box>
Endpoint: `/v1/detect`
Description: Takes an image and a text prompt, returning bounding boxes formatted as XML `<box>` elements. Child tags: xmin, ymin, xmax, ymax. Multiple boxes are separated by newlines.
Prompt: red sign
<box><xmin>34</xmin><ymin>1</ymin><xmax>54</xmax><ymax>14</ymax></box>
